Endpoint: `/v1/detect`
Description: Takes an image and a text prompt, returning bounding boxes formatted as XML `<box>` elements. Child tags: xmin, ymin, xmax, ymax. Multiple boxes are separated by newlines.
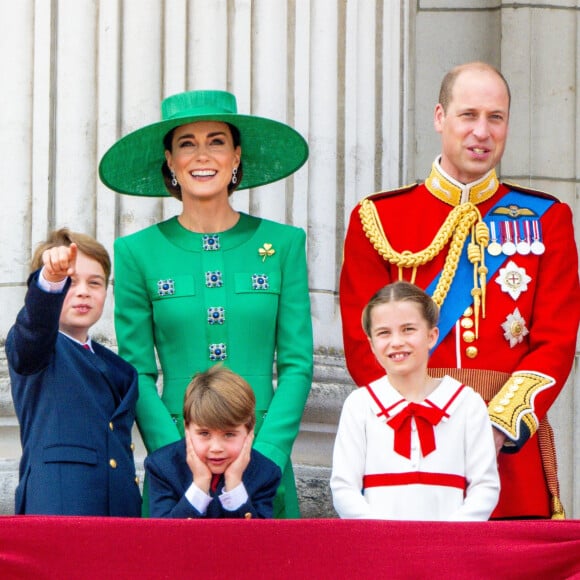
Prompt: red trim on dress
<box><xmin>364</xmin><ymin>384</ymin><xmax>403</xmax><ymax>418</ymax></box>
<box><xmin>363</xmin><ymin>472</ymin><xmax>467</xmax><ymax>491</ymax></box>
<box><xmin>440</xmin><ymin>383</ymin><xmax>466</xmax><ymax>414</ymax></box>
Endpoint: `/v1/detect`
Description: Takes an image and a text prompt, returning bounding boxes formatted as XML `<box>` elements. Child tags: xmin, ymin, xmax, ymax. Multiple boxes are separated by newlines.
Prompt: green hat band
<box><xmin>162</xmin><ymin>90</ymin><xmax>238</xmax><ymax>120</ymax></box>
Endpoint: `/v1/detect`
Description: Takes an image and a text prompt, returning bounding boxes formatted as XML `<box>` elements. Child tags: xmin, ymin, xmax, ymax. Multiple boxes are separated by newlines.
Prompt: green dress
<box><xmin>113</xmin><ymin>213</ymin><xmax>313</xmax><ymax>517</ymax></box>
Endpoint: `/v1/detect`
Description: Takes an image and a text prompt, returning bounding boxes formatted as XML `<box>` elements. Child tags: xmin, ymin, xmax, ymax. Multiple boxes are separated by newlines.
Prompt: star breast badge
<box><xmin>495</xmin><ymin>260</ymin><xmax>532</xmax><ymax>300</ymax></box>
<box><xmin>501</xmin><ymin>307</ymin><xmax>529</xmax><ymax>347</ymax></box>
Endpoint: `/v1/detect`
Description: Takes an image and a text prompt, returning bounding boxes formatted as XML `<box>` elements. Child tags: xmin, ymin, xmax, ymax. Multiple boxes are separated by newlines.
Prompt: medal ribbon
<box><xmin>387</xmin><ymin>403</ymin><xmax>446</xmax><ymax>459</ymax></box>
<box><xmin>428</xmin><ymin>190</ymin><xmax>555</xmax><ymax>350</ymax></box>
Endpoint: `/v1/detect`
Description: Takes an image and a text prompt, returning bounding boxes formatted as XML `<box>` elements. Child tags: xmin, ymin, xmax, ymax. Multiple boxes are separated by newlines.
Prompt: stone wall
<box><xmin>1</xmin><ymin>0</ymin><xmax>579</xmax><ymax>519</ymax></box>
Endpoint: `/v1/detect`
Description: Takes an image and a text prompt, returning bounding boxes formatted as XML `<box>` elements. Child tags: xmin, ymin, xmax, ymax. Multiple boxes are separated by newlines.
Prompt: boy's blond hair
<box><xmin>31</xmin><ymin>227</ymin><xmax>111</xmax><ymax>286</ymax></box>
<box><xmin>183</xmin><ymin>365</ymin><xmax>256</xmax><ymax>431</ymax></box>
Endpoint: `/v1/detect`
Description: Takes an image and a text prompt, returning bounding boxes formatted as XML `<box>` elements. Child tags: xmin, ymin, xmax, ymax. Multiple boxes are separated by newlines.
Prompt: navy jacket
<box><xmin>5</xmin><ymin>271</ymin><xmax>142</xmax><ymax>516</ymax></box>
<box><xmin>145</xmin><ymin>439</ymin><xmax>281</xmax><ymax>518</ymax></box>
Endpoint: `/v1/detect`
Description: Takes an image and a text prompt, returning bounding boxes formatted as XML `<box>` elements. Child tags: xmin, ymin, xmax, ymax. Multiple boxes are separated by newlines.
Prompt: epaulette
<box><xmin>502</xmin><ymin>180</ymin><xmax>560</xmax><ymax>203</ymax></box>
<box><xmin>362</xmin><ymin>182</ymin><xmax>418</xmax><ymax>203</ymax></box>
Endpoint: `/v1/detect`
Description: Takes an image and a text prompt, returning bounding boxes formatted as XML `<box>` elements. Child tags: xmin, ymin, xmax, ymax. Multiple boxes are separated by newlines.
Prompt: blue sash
<box><xmin>427</xmin><ymin>191</ymin><xmax>555</xmax><ymax>350</ymax></box>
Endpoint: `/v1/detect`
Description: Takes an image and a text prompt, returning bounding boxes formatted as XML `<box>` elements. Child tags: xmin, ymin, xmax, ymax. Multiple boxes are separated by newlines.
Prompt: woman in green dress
<box><xmin>99</xmin><ymin>90</ymin><xmax>313</xmax><ymax>517</ymax></box>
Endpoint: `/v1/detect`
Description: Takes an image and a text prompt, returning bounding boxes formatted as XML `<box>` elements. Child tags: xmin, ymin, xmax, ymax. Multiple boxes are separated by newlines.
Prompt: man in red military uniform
<box><xmin>340</xmin><ymin>62</ymin><xmax>580</xmax><ymax>519</ymax></box>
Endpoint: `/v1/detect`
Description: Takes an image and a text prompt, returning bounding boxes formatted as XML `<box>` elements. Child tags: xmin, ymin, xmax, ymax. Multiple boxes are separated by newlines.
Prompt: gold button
<box><xmin>109</xmin><ymin>422</ymin><xmax>114</xmax><ymax>431</ymax></box>
<box><xmin>465</xmin><ymin>346</ymin><xmax>478</xmax><ymax>358</ymax></box>
<box><xmin>461</xmin><ymin>317</ymin><xmax>474</xmax><ymax>329</ymax></box>
<box><xmin>130</xmin><ymin>443</ymin><xmax>135</xmax><ymax>451</ymax></box>
<box><xmin>109</xmin><ymin>459</ymin><xmax>117</xmax><ymax>469</ymax></box>
<box><xmin>462</xmin><ymin>330</ymin><xmax>475</xmax><ymax>343</ymax></box>
<box><xmin>244</xmin><ymin>512</ymin><xmax>252</xmax><ymax>519</ymax></box>
<box><xmin>463</xmin><ymin>306</ymin><xmax>473</xmax><ymax>317</ymax></box>
<box><xmin>135</xmin><ymin>476</ymin><xmax>140</xmax><ymax>485</ymax></box>
<box><xmin>494</xmin><ymin>405</ymin><xmax>505</xmax><ymax>413</ymax></box>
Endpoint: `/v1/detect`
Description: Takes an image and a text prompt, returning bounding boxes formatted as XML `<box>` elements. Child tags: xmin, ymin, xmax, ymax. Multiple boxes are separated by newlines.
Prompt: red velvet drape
<box><xmin>1</xmin><ymin>517</ymin><xmax>579</xmax><ymax>579</ymax></box>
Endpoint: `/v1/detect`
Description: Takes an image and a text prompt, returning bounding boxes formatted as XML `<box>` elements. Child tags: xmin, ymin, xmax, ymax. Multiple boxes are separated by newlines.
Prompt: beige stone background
<box><xmin>1</xmin><ymin>0</ymin><xmax>579</xmax><ymax>517</ymax></box>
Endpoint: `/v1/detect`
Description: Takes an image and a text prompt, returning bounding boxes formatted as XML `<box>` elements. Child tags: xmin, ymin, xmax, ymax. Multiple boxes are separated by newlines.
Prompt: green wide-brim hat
<box><xmin>99</xmin><ymin>90</ymin><xmax>309</xmax><ymax>196</ymax></box>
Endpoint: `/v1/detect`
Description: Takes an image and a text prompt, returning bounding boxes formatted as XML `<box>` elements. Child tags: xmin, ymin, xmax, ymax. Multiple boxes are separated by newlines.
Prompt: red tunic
<box><xmin>339</xmin><ymin>164</ymin><xmax>580</xmax><ymax>518</ymax></box>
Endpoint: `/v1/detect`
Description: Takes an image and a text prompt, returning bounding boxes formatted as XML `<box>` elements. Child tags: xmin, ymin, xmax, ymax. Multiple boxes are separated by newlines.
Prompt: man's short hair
<box><xmin>438</xmin><ymin>61</ymin><xmax>511</xmax><ymax>112</ymax></box>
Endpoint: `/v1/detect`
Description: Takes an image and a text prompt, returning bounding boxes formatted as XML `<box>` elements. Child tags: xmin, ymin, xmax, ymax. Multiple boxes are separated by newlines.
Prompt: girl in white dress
<box><xmin>331</xmin><ymin>281</ymin><xmax>499</xmax><ymax>520</ymax></box>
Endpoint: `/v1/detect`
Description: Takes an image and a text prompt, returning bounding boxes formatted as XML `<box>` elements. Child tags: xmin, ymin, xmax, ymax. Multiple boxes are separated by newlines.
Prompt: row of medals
<box><xmin>487</xmin><ymin>219</ymin><xmax>545</xmax><ymax>257</ymax></box>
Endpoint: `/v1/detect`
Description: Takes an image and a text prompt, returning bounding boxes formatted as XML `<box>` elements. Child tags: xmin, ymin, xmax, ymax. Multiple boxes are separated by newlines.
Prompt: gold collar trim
<box><xmin>425</xmin><ymin>159</ymin><xmax>499</xmax><ymax>206</ymax></box>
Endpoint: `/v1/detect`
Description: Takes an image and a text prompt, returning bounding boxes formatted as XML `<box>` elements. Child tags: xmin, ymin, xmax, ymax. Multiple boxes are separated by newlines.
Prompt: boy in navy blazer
<box><xmin>6</xmin><ymin>228</ymin><xmax>141</xmax><ymax>516</ymax></box>
<box><xmin>145</xmin><ymin>366</ymin><xmax>281</xmax><ymax>518</ymax></box>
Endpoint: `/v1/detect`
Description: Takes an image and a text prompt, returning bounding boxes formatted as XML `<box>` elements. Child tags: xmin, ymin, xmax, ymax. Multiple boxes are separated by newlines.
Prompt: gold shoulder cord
<box><xmin>359</xmin><ymin>198</ymin><xmax>489</xmax><ymax>335</ymax></box>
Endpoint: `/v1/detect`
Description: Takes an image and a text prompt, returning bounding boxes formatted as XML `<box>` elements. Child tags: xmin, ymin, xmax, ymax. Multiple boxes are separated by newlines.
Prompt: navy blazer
<box><xmin>145</xmin><ymin>439</ymin><xmax>281</xmax><ymax>518</ymax></box>
<box><xmin>5</xmin><ymin>271</ymin><xmax>142</xmax><ymax>516</ymax></box>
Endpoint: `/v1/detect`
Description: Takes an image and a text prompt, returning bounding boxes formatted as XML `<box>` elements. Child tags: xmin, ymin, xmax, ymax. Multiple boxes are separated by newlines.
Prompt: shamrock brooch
<box><xmin>258</xmin><ymin>243</ymin><xmax>275</xmax><ymax>262</ymax></box>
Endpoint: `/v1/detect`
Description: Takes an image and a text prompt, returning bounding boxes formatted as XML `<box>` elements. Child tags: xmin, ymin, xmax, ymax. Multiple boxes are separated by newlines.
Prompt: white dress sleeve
<box><xmin>330</xmin><ymin>389</ymin><xmax>377</xmax><ymax>519</ymax></box>
<box><xmin>449</xmin><ymin>389</ymin><xmax>500</xmax><ymax>521</ymax></box>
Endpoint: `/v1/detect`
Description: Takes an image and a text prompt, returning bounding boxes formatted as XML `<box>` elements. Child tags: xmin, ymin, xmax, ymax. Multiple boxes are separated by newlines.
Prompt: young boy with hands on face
<box><xmin>144</xmin><ymin>365</ymin><xmax>282</xmax><ymax>518</ymax></box>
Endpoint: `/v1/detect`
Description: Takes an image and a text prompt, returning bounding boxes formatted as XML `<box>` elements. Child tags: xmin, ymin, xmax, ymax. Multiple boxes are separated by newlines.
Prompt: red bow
<box><xmin>387</xmin><ymin>402</ymin><xmax>445</xmax><ymax>459</ymax></box>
